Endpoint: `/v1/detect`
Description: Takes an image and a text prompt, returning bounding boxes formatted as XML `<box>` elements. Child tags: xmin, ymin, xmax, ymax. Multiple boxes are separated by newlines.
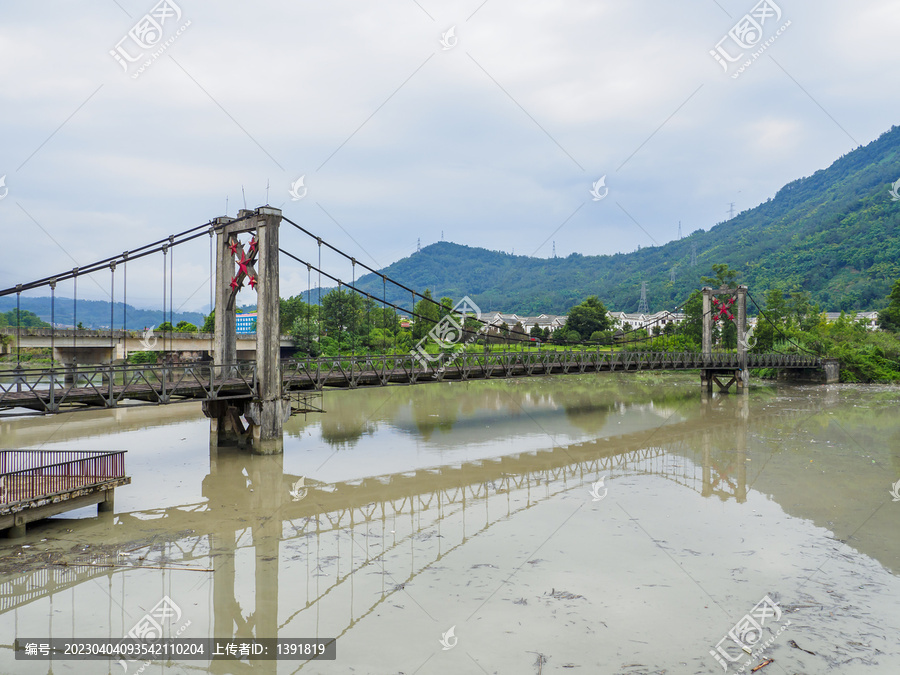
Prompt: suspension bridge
<box><xmin>0</xmin><ymin>206</ymin><xmax>838</xmax><ymax>454</ymax></box>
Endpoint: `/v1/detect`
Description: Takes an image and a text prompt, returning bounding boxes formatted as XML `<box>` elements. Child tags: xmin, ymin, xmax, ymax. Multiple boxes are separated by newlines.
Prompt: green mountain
<box><xmin>348</xmin><ymin>125</ymin><xmax>900</xmax><ymax>315</ymax></box>
<box><xmin>0</xmin><ymin>296</ymin><xmax>205</xmax><ymax>331</ymax></box>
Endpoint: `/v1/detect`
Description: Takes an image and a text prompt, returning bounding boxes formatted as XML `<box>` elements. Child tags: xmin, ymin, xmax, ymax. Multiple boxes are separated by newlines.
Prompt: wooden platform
<box><xmin>0</xmin><ymin>451</ymin><xmax>130</xmax><ymax>537</ymax></box>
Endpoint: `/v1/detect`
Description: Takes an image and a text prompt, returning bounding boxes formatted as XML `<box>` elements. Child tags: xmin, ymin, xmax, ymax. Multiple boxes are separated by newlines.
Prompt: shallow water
<box><xmin>0</xmin><ymin>374</ymin><xmax>898</xmax><ymax>674</ymax></box>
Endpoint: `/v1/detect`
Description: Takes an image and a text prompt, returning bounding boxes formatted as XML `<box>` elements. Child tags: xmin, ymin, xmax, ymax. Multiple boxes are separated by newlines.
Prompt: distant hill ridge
<box><xmin>8</xmin><ymin>125</ymin><xmax>900</xmax><ymax>324</ymax></box>
<box><xmin>0</xmin><ymin>296</ymin><xmax>205</xmax><ymax>331</ymax></box>
<box><xmin>343</xmin><ymin>124</ymin><xmax>900</xmax><ymax>314</ymax></box>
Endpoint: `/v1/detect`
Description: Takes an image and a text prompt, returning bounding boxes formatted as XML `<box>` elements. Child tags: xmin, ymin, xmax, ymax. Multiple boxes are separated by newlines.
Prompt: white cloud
<box><xmin>1</xmin><ymin>0</ymin><xmax>898</xmax><ymax>310</ymax></box>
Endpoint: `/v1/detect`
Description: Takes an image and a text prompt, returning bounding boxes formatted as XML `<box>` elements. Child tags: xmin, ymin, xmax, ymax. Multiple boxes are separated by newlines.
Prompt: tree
<box><xmin>439</xmin><ymin>297</ymin><xmax>453</xmax><ymax>319</ymax></box>
<box><xmin>511</xmin><ymin>321</ymin><xmax>528</xmax><ymax>341</ymax></box>
<box><xmin>291</xmin><ymin>316</ymin><xmax>321</xmax><ymax>357</ymax></box>
<box><xmin>879</xmin><ymin>278</ymin><xmax>900</xmax><ymax>332</ymax></box>
<box><xmin>464</xmin><ymin>316</ymin><xmax>483</xmax><ymax>343</ymax></box>
<box><xmin>174</xmin><ymin>321</ymin><xmax>198</xmax><ymax>333</ymax></box>
<box><xmin>281</xmin><ymin>295</ymin><xmax>314</xmax><ymax>335</ymax></box>
<box><xmin>701</xmin><ymin>263</ymin><xmax>740</xmax><ymax>288</ymax></box>
<box><xmin>373</xmin><ymin>306</ymin><xmax>400</xmax><ymax>334</ymax></box>
<box><xmin>754</xmin><ymin>288</ymin><xmax>787</xmax><ymax>351</ymax></box>
<box><xmin>321</xmin><ymin>288</ymin><xmax>363</xmax><ymax>340</ymax></box>
<box><xmin>566</xmin><ymin>296</ymin><xmax>612</xmax><ymax>340</ymax></box>
<box><xmin>677</xmin><ymin>290</ymin><xmax>703</xmax><ymax>348</ymax></box>
<box><xmin>530</xmin><ymin>324</ymin><xmax>543</xmax><ymax>339</ymax></box>
<box><xmin>201</xmin><ymin>311</ymin><xmax>215</xmax><ymax>332</ymax></box>
<box><xmin>499</xmin><ymin>322</ymin><xmax>510</xmax><ymax>345</ymax></box>
<box><xmin>1</xmin><ymin>309</ymin><xmax>51</xmax><ymax>328</ymax></box>
<box><xmin>412</xmin><ymin>290</ymin><xmax>440</xmax><ymax>341</ymax></box>
<box><xmin>787</xmin><ymin>290</ymin><xmax>820</xmax><ymax>332</ymax></box>
<box><xmin>552</xmin><ymin>328</ymin><xmax>578</xmax><ymax>344</ymax></box>
<box><xmin>561</xmin><ymin>328</ymin><xmax>582</xmax><ymax>344</ymax></box>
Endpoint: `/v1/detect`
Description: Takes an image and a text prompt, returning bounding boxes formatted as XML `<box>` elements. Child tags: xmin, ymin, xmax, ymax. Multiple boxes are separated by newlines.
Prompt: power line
<box><xmin>0</xmin><ymin>213</ymin><xmax>258</xmax><ymax>297</ymax></box>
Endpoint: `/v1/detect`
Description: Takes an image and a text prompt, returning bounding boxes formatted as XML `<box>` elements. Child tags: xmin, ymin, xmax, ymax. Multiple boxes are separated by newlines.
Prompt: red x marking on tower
<box><xmin>228</xmin><ymin>235</ymin><xmax>259</xmax><ymax>302</ymax></box>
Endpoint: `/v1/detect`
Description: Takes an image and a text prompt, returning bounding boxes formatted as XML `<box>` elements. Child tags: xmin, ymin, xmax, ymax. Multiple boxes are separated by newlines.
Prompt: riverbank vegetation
<box><xmin>276</xmin><ymin>268</ymin><xmax>900</xmax><ymax>383</ymax></box>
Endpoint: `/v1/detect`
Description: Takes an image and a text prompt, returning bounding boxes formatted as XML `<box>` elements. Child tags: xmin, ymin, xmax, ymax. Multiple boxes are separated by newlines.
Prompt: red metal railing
<box><xmin>0</xmin><ymin>450</ymin><xmax>126</xmax><ymax>505</ymax></box>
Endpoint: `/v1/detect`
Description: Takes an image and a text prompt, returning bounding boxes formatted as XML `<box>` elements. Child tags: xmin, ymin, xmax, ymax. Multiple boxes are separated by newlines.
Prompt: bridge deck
<box><xmin>0</xmin><ymin>351</ymin><xmax>821</xmax><ymax>415</ymax></box>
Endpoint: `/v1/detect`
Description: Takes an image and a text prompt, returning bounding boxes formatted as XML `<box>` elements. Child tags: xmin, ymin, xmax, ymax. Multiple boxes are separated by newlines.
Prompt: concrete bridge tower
<box><xmin>701</xmin><ymin>285</ymin><xmax>749</xmax><ymax>394</ymax></box>
<box><xmin>203</xmin><ymin>207</ymin><xmax>288</xmax><ymax>454</ymax></box>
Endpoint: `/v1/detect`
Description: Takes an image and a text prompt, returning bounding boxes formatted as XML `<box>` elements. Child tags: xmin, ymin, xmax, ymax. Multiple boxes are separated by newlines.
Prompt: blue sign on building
<box><xmin>236</xmin><ymin>312</ymin><xmax>258</xmax><ymax>334</ymax></box>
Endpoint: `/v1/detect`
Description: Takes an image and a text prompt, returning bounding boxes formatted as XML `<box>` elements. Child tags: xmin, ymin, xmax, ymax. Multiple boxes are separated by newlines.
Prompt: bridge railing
<box><xmin>0</xmin><ymin>362</ymin><xmax>257</xmax><ymax>414</ymax></box>
<box><xmin>0</xmin><ymin>349</ymin><xmax>823</xmax><ymax>412</ymax></box>
<box><xmin>280</xmin><ymin>349</ymin><xmax>823</xmax><ymax>389</ymax></box>
<box><xmin>0</xmin><ymin>450</ymin><xmax>126</xmax><ymax>505</ymax></box>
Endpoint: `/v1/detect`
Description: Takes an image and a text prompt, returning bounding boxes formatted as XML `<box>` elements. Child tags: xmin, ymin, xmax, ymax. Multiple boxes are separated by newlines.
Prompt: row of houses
<box><xmin>479</xmin><ymin>310</ymin><xmax>685</xmax><ymax>334</ymax></box>
<box><xmin>479</xmin><ymin>312</ymin><xmax>568</xmax><ymax>334</ymax></box>
<box><xmin>399</xmin><ymin>309</ymin><xmax>881</xmax><ymax>334</ymax></box>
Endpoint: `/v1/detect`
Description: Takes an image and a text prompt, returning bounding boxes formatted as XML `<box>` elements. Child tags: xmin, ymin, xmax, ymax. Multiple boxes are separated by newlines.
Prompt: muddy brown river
<box><xmin>0</xmin><ymin>374</ymin><xmax>898</xmax><ymax>674</ymax></box>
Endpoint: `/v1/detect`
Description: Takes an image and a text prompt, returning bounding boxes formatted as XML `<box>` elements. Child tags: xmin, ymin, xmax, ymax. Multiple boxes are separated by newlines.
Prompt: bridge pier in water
<box><xmin>203</xmin><ymin>207</ymin><xmax>289</xmax><ymax>455</ymax></box>
<box><xmin>777</xmin><ymin>357</ymin><xmax>841</xmax><ymax>384</ymax></box>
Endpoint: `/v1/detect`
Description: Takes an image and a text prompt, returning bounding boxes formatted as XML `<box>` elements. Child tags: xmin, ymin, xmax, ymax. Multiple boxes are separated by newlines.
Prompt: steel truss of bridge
<box><xmin>0</xmin><ymin>350</ymin><xmax>823</xmax><ymax>416</ymax></box>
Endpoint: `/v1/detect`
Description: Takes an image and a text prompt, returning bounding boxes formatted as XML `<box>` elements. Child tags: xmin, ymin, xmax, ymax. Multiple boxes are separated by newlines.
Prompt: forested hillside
<box><xmin>344</xmin><ymin>125</ymin><xmax>900</xmax><ymax>314</ymax></box>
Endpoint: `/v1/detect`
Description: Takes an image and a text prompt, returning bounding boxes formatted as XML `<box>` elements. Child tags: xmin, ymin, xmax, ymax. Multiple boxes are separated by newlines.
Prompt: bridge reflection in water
<box><xmin>0</xmin><ymin>394</ymin><xmax>753</xmax><ymax>674</ymax></box>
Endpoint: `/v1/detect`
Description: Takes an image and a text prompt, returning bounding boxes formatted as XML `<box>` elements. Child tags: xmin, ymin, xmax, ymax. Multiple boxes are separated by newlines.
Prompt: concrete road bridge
<box><xmin>0</xmin><ymin>327</ymin><xmax>294</xmax><ymax>363</ymax></box>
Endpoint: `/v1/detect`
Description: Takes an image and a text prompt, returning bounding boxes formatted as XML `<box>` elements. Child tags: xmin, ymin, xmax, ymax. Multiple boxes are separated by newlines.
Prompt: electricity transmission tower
<box><xmin>637</xmin><ymin>281</ymin><xmax>649</xmax><ymax>314</ymax></box>
<box><xmin>678</xmin><ymin>220</ymin><xmax>682</xmax><ymax>239</ymax></box>
<box><xmin>417</xmin><ymin>238</ymin><xmax>421</xmax><ymax>252</ymax></box>
<box><xmin>670</xmin><ymin>265</ymin><xmax>677</xmax><ymax>283</ymax></box>
<box><xmin>691</xmin><ymin>243</ymin><xmax>697</xmax><ymax>267</ymax></box>
<box><xmin>727</xmin><ymin>202</ymin><xmax>736</xmax><ymax>219</ymax></box>
<box><xmin>552</xmin><ymin>241</ymin><xmax>556</xmax><ymax>258</ymax></box>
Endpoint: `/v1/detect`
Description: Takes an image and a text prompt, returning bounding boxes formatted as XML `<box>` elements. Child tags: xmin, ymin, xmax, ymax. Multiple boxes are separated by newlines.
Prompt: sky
<box><xmin>1</xmin><ymin>0</ymin><xmax>898</xmax><ymax>314</ymax></box>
